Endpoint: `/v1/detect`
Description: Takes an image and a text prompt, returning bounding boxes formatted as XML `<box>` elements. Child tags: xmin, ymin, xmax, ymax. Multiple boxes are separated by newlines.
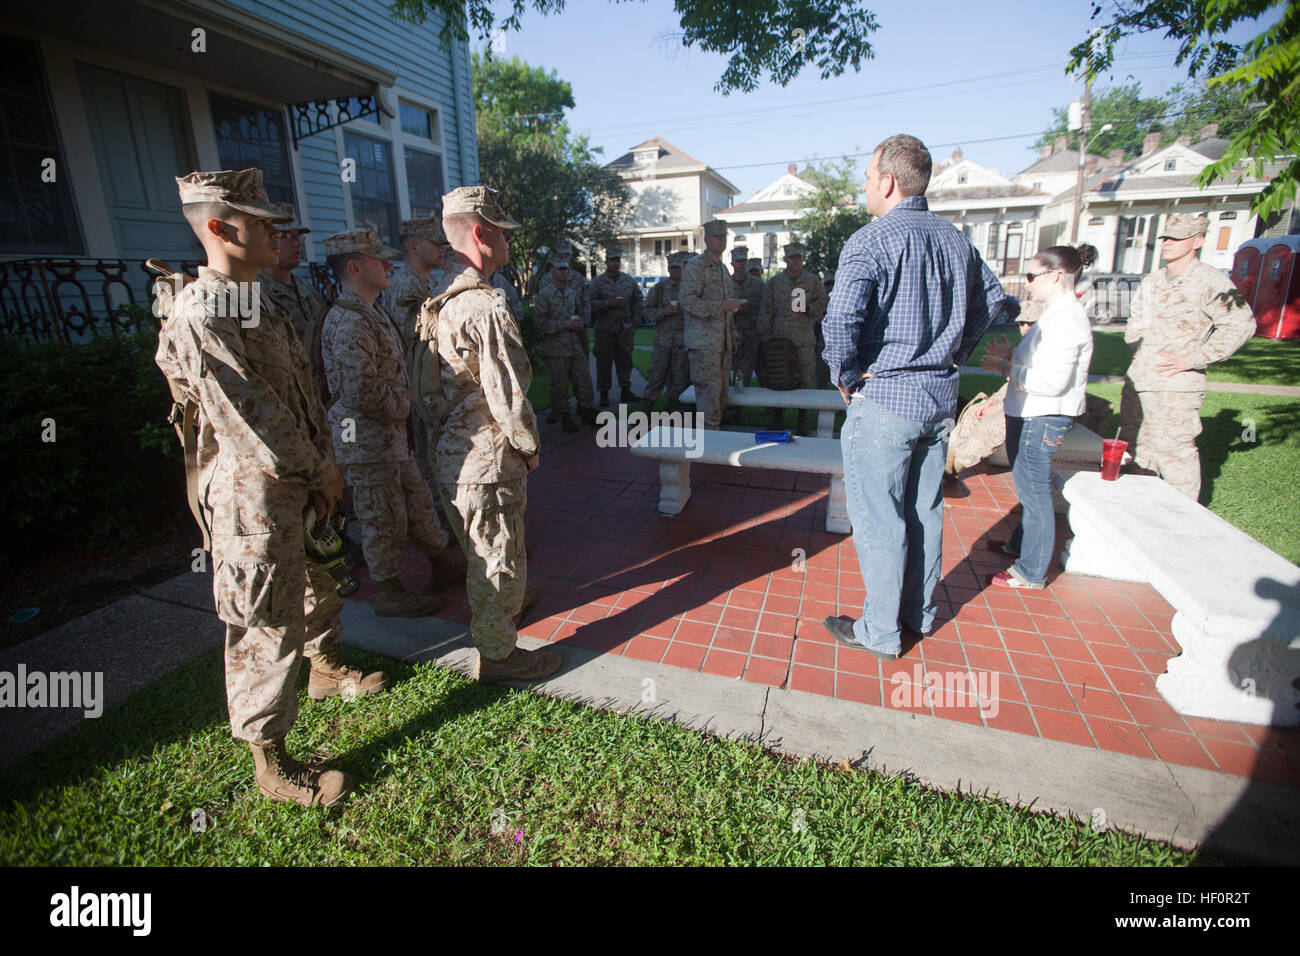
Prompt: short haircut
<box><xmin>181</xmin><ymin>201</ymin><xmax>235</xmax><ymax>236</ymax></box>
<box><xmin>874</xmin><ymin>134</ymin><xmax>932</xmax><ymax>197</ymax></box>
<box><xmin>442</xmin><ymin>213</ymin><xmax>483</xmax><ymax>248</ymax></box>
<box><xmin>326</xmin><ymin>252</ymin><xmax>362</xmax><ymax>278</ymax></box>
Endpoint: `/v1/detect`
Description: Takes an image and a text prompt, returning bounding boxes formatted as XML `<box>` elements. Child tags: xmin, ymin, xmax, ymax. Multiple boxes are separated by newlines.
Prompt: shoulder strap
<box><xmin>408</xmin><ymin>272</ymin><xmax>495</xmax><ymax>428</ymax></box>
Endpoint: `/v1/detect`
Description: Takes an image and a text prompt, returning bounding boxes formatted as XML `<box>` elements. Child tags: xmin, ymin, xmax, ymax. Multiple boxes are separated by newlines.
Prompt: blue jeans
<box><xmin>1005</xmin><ymin>414</ymin><xmax>1072</xmax><ymax>585</ymax></box>
<box><xmin>841</xmin><ymin>396</ymin><xmax>947</xmax><ymax>654</ymax></box>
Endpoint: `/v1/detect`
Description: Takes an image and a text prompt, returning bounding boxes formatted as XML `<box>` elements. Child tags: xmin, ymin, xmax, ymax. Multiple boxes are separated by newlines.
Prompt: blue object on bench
<box><xmin>755</xmin><ymin>430</ymin><xmax>792</xmax><ymax>444</ymax></box>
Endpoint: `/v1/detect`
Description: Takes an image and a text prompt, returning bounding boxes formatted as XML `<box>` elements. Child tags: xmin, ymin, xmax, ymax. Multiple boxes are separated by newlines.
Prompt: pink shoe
<box><xmin>990</xmin><ymin>569</ymin><xmax>1045</xmax><ymax>590</ymax></box>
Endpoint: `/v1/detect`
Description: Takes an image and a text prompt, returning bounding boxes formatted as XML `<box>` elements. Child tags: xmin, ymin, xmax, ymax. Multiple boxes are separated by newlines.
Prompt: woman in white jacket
<box><xmin>980</xmin><ymin>245</ymin><xmax>1094</xmax><ymax>589</ymax></box>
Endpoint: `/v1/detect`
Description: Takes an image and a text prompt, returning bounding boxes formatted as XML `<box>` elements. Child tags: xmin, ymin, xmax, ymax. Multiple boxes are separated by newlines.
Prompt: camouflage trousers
<box><xmin>1119</xmin><ymin>379</ymin><xmax>1204</xmax><ymax>500</ymax></box>
<box><xmin>794</xmin><ymin>344</ymin><xmax>818</xmax><ymax>389</ymax></box>
<box><xmin>733</xmin><ymin>325</ymin><xmax>760</xmax><ymax>386</ymax></box>
<box><xmin>347</xmin><ymin>457</ymin><xmax>451</xmax><ymax>581</ymax></box>
<box><xmin>643</xmin><ymin>336</ymin><xmax>690</xmax><ymax>404</ymax></box>
<box><xmin>594</xmin><ymin>325</ymin><xmax>635</xmax><ymax>394</ymax></box>
<box><xmin>545</xmin><ymin>350</ymin><xmax>595</xmax><ymax>415</ymax></box>
<box><xmin>687</xmin><ymin>340</ymin><xmax>731</xmax><ymax>429</ymax></box>
<box><xmin>221</xmin><ymin>555</ymin><xmax>341</xmax><ymax>744</ymax></box>
<box><xmin>410</xmin><ymin>414</ymin><xmax>437</xmax><ymax>490</ymax></box>
<box><xmin>437</xmin><ymin>480</ymin><xmax>527</xmax><ymax>661</ymax></box>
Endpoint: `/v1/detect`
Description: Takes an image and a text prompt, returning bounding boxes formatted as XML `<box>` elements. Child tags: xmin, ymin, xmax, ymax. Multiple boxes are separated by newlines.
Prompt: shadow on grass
<box><xmin>1199</xmin><ymin>402</ymin><xmax>1300</xmax><ymax>505</ymax></box>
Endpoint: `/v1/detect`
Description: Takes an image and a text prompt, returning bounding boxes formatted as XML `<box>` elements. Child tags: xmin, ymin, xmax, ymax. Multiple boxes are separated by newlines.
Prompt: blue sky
<box><xmin>481</xmin><ymin>0</ymin><xmax>1269</xmax><ymax>201</ymax></box>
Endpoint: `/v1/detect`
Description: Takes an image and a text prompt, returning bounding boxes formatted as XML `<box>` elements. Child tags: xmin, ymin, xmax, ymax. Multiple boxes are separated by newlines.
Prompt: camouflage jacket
<box><xmin>680</xmin><ymin>253</ymin><xmax>735</xmax><ymax>352</ymax></box>
<box><xmin>760</xmin><ymin>270</ymin><xmax>828</xmax><ymax>347</ymax></box>
<box><xmin>428</xmin><ymin>265</ymin><xmax>541</xmax><ymax>485</ymax></box>
<box><xmin>382</xmin><ymin>264</ymin><xmax>434</xmax><ymax>353</ymax></box>
<box><xmin>730</xmin><ymin>272</ymin><xmax>765</xmax><ymax>333</ymax></box>
<box><xmin>162</xmin><ymin>267</ymin><xmax>336</xmax><ymax>559</ymax></box>
<box><xmin>321</xmin><ymin>289</ymin><xmax>411</xmax><ymax>465</ymax></box>
<box><xmin>644</xmin><ymin>277</ymin><xmax>685</xmax><ymax>345</ymax></box>
<box><xmin>258</xmin><ymin>270</ymin><xmax>325</xmax><ymax>345</ymax></box>
<box><xmin>534</xmin><ymin>280</ymin><xmax>590</xmax><ymax>357</ymax></box>
<box><xmin>1125</xmin><ymin>259</ymin><xmax>1254</xmax><ymax>392</ymax></box>
<box><xmin>590</xmin><ymin>272</ymin><xmax>643</xmax><ymax>334</ymax></box>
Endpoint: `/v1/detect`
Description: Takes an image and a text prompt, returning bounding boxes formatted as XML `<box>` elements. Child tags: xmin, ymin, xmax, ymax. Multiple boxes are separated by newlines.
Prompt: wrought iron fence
<box><xmin>1</xmin><ymin>258</ymin><xmax>337</xmax><ymax>343</ymax></box>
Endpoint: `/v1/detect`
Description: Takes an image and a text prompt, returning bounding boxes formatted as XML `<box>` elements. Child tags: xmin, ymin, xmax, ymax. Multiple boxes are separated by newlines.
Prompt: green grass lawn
<box><xmin>0</xmin><ymin>649</ymin><xmax>1209</xmax><ymax>866</ymax></box>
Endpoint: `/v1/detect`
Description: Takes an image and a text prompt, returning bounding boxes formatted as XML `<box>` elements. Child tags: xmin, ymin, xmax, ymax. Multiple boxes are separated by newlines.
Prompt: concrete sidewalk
<box><xmin>959</xmin><ymin>366</ymin><xmax>1300</xmax><ymax>397</ymax></box>
<box><xmin>2</xmin><ymin>565</ymin><xmax>1296</xmax><ymax>864</ymax></box>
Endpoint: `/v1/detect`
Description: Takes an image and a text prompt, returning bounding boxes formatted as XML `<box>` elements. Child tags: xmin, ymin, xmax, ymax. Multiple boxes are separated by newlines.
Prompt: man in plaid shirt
<box><xmin>821</xmin><ymin>134</ymin><xmax>1014</xmax><ymax>659</ymax></box>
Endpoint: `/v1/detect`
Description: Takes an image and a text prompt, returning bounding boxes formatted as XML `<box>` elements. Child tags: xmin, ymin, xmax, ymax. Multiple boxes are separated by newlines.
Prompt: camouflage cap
<box><xmin>668</xmin><ymin>251</ymin><xmax>690</xmax><ymax>267</ymax></box>
<box><xmin>548</xmin><ymin>252</ymin><xmax>571</xmax><ymax>268</ymax></box>
<box><xmin>322</xmin><ymin>225</ymin><xmax>401</xmax><ymax>260</ymax></box>
<box><xmin>176</xmin><ymin>169</ymin><xmax>291</xmax><ymax>222</ymax></box>
<box><xmin>702</xmin><ymin>219</ymin><xmax>728</xmax><ymax>238</ymax></box>
<box><xmin>399</xmin><ymin>216</ymin><xmax>445</xmax><ymax>242</ymax></box>
<box><xmin>1159</xmin><ymin>213</ymin><xmax>1209</xmax><ymax>239</ymax></box>
<box><xmin>553</xmin><ymin>240</ymin><xmax>573</xmax><ymax>255</ymax></box>
<box><xmin>441</xmin><ymin>185</ymin><xmax>521</xmax><ymax>229</ymax></box>
<box><xmin>748</xmin><ymin>258</ymin><xmax>763</xmax><ymax>271</ymax></box>
<box><xmin>272</xmin><ymin>202</ymin><xmax>309</xmax><ymax>233</ymax></box>
<box><xmin>730</xmin><ymin>245</ymin><xmax>749</xmax><ymax>260</ymax></box>
<box><xmin>783</xmin><ymin>242</ymin><xmax>806</xmax><ymax>258</ymax></box>
<box><xmin>604</xmin><ymin>245</ymin><xmax>623</xmax><ymax>259</ymax></box>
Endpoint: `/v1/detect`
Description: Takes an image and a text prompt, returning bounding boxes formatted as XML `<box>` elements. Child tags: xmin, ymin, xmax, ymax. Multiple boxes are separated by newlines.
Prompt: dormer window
<box><xmin>1164</xmin><ymin>158</ymin><xmax>1177</xmax><ymax>171</ymax></box>
<box><xmin>634</xmin><ymin>148</ymin><xmax>657</xmax><ymax>165</ymax></box>
<box><xmin>957</xmin><ymin>172</ymin><xmax>968</xmax><ymax>184</ymax></box>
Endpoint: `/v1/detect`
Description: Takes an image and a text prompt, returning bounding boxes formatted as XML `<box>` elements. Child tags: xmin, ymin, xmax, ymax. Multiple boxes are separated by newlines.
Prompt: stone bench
<box><xmin>629</xmin><ymin>427</ymin><xmax>849</xmax><ymax>533</ymax></box>
<box><xmin>1053</xmin><ymin>470</ymin><xmax>1300</xmax><ymax>727</ymax></box>
<box><xmin>678</xmin><ymin>385</ymin><xmax>843</xmax><ymax>438</ymax></box>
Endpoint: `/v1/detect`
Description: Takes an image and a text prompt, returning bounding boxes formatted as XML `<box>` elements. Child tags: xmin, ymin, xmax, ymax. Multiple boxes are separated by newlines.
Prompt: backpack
<box><xmin>408</xmin><ymin>272</ymin><xmax>496</xmax><ymax>452</ymax></box>
<box><xmin>757</xmin><ymin>336</ymin><xmax>799</xmax><ymax>390</ymax></box>
<box><xmin>146</xmin><ymin>258</ymin><xmax>211</xmax><ymax>551</ymax></box>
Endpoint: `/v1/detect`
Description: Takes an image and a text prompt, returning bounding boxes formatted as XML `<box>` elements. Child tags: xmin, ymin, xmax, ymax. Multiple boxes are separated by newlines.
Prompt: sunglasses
<box><xmin>1025</xmin><ymin>269</ymin><xmax>1059</xmax><ymax>284</ymax></box>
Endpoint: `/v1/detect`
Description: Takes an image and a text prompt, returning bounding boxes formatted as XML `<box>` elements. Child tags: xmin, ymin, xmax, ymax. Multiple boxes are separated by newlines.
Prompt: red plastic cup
<box><xmin>1100</xmin><ymin>439</ymin><xmax>1127</xmax><ymax>481</ymax></box>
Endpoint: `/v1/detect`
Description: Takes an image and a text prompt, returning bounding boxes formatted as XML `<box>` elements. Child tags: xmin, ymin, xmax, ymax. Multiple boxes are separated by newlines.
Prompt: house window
<box><xmin>957</xmin><ymin>172</ymin><xmax>968</xmax><ymax>185</ymax></box>
<box><xmin>210</xmin><ymin>94</ymin><xmax>294</xmax><ymax>204</ymax></box>
<box><xmin>1164</xmin><ymin>159</ymin><xmax>1177</xmax><ymax>171</ymax></box>
<box><xmin>399</xmin><ymin>101</ymin><xmax>434</xmax><ymax>139</ymax></box>
<box><xmin>1032</xmin><ymin>181</ymin><xmax>1043</xmax><ymax>191</ymax></box>
<box><xmin>654</xmin><ymin>240</ymin><xmax>662</xmax><ymax>256</ymax></box>
<box><xmin>344</xmin><ymin>130</ymin><xmax>398</xmax><ymax>244</ymax></box>
<box><xmin>1219</xmin><ymin>211</ymin><xmax>1237</xmax><ymax>220</ymax></box>
<box><xmin>1238</xmin><ymin>260</ymin><xmax>1250</xmax><ymax>279</ymax></box>
<box><xmin>1217</xmin><ymin>227</ymin><xmax>1232</xmax><ymax>252</ymax></box>
<box><xmin>403</xmin><ymin>147</ymin><xmax>443</xmax><ymax>219</ymax></box>
<box><xmin>1089</xmin><ymin>217</ymin><xmax>1104</xmax><ymax>226</ymax></box>
<box><xmin>0</xmin><ymin>34</ymin><xmax>82</xmax><ymax>253</ymax></box>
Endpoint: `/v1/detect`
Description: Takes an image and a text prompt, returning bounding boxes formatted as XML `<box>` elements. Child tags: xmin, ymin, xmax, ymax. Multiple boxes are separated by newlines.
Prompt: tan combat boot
<box><xmin>308</xmin><ymin>649</ymin><xmax>389</xmax><ymax>701</ymax></box>
<box><xmin>374</xmin><ymin>578</ymin><xmax>443</xmax><ymax>617</ymax></box>
<box><xmin>473</xmin><ymin>646</ymin><xmax>563</xmax><ymax>683</ymax></box>
<box><xmin>249</xmin><ymin>738</ymin><xmax>353</xmax><ymax>807</ymax></box>
<box><xmin>427</xmin><ymin>549</ymin><xmax>468</xmax><ymax>593</ymax></box>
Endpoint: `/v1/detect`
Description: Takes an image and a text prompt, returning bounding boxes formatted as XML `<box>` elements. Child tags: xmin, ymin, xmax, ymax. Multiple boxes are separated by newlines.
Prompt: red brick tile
<box><xmin>1090</xmin><ymin>719</ymin><xmax>1156</xmax><ymax>758</ymax></box>
<box><xmin>1072</xmin><ymin>686</ymin><xmax>1131</xmax><ymax>722</ymax></box>
<box><xmin>518</xmin><ymin>617</ymin><xmax>559</xmax><ymax>640</ymax></box>
<box><xmin>1107</xmin><ymin>608</ymin><xmax>1157</xmax><ymax>632</ymax></box>
<box><xmin>752</xmin><ymin>634</ymin><xmax>794</xmax><ymax>660</ymax></box>
<box><xmin>1105</xmin><ymin>665</ymin><xmax>1159</xmax><ymax>698</ymax></box>
<box><xmin>1000</xmin><ymin>629</ymin><xmax>1049</xmax><ymax>656</ymax></box>
<box><xmin>1031</xmin><ymin>707</ymin><xmax>1096</xmax><ymax>747</ymax></box>
<box><xmin>1020</xmin><ymin>677</ymin><xmax>1078</xmax><ymax>712</ymax></box>
<box><xmin>1072</xmin><ymin>619</ymin><xmax>1126</xmax><ymax>647</ymax></box>
<box><xmin>836</xmin><ymin>646</ymin><xmax>883</xmax><ymax>677</ymax></box>
<box><xmin>958</xmin><ymin>622</ymin><xmax>1003</xmax><ymax>648</ymax></box>
<box><xmin>661</xmin><ymin>641</ymin><xmax>707</xmax><ymax>670</ymax></box>
<box><xmin>744</xmin><ymin>656</ymin><xmax>789</xmax><ymax>687</ymax></box>
<box><xmin>803</xmin><ymin>582</ymin><xmax>839</xmax><ymax>605</ymax></box>
<box><xmin>757</xmin><ymin>613</ymin><xmax>797</xmax><ymax>637</ymax></box>
<box><xmin>727</xmin><ymin>589</ymin><xmax>765</xmax><ymax>610</ymax></box>
<box><xmin>920</xmin><ymin>639</ymin><xmax>968</xmax><ymax>667</ymax></box>
<box><xmin>1122</xmin><ymin>695</ymin><xmax>1191</xmax><ymax>734</ymax></box>
<box><xmin>702</xmin><ymin>648</ymin><xmax>747</xmax><ymax>679</ymax></box>
<box><xmin>794</xmin><ymin>640</ymin><xmax>836</xmax><ymax>668</ymax></box>
<box><xmin>683</xmin><ymin>603</ymin><xmax>723</xmax><ymax>625</ymax></box>
<box><xmin>1020</xmin><ymin>595</ymin><xmax>1068</xmax><ymax>619</ymax></box>
<box><xmin>1177</xmin><ymin>716</ymin><xmax>1250</xmax><ymax>743</ymax></box>
<box><xmin>880</xmin><ymin>658</ymin><xmax>917</xmax><ymax>683</ymax></box>
<box><xmin>1034</xmin><ymin>615</ymin><xmax>1081</xmax><ymax>639</ymax></box>
<box><xmin>1040</xmin><ymin>635</ymin><xmax>1095</xmax><ymax>663</ymax></box>
<box><xmin>881</xmin><ymin>682</ymin><xmax>932</xmax><ymax>716</ymax></box>
<box><xmin>790</xmin><ymin>664</ymin><xmax>835</xmax><ymax>697</ymax></box>
<box><xmin>720</xmin><ymin>606</ymin><xmax>760</xmax><ymax>631</ymax></box>
<box><xmin>1054</xmin><ymin>658</ymin><xmax>1109</xmax><ymax>691</ymax></box>
<box><xmin>769</xmin><ymin>577</ymin><xmax>803</xmax><ymax>597</ymax></box>
<box><xmin>675</xmin><ymin>620</ymin><xmax>716</xmax><ymax>646</ymax></box>
<box><xmin>711</xmin><ymin>626</ymin><xmax>755</xmax><ymax>655</ymax></box>
<box><xmin>624</xmin><ymin>636</ymin><xmax>669</xmax><ymax>663</ymax></box>
<box><xmin>990</xmin><ymin>609</ymin><xmax>1038</xmax><ymax>634</ymax></box>
<box><xmin>1090</xmin><ymin>644</ymin><xmax>1145</xmax><ymax>671</ymax></box>
<box><xmin>982</xmin><ymin>588</ymin><xmax>1028</xmax><ymax>612</ymax></box>
<box><xmin>954</xmin><ymin>604</ymin><xmax>995</xmax><ymax>628</ymax></box>
<box><xmin>1142</xmin><ymin>728</ymin><xmax>1216</xmax><ymax>771</ymax></box>
<box><xmin>583</xmin><ymin>629</ymin><xmax>634</xmax><ymax>654</ymax></box>
<box><xmin>640</xmin><ymin>616</ymin><xmax>680</xmax><ymax>640</ymax></box>
<box><xmin>799</xmin><ymin>600</ymin><xmax>838</xmax><ymax>625</ymax></box>
<box><xmin>984</xmin><ymin>700</ymin><xmax>1038</xmax><ymax>736</ymax></box>
<box><xmin>835</xmin><ymin>673</ymin><xmax>882</xmax><ymax>706</ymax></box>
<box><xmin>1008</xmin><ymin>651</ymin><xmax>1060</xmax><ymax>681</ymax></box>
<box><xmin>763</xmin><ymin>594</ymin><xmax>800</xmax><ymax>616</ymax></box>
<box><xmin>964</xmin><ymin>645</ymin><xmax>1013</xmax><ymax>674</ymax></box>
<box><xmin>1198</xmin><ymin>737</ymin><xmax>1267</xmax><ymax>777</ymax></box>
<box><xmin>569</xmin><ymin>603</ymin><xmax>611</xmax><ymax>624</ymax></box>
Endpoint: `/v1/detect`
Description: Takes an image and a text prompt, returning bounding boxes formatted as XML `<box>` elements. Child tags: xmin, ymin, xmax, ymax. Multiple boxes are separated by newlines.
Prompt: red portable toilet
<box><xmin>1232</xmin><ymin>241</ymin><xmax>1263</xmax><ymax>310</ymax></box>
<box><xmin>1244</xmin><ymin>236</ymin><xmax>1300</xmax><ymax>340</ymax></box>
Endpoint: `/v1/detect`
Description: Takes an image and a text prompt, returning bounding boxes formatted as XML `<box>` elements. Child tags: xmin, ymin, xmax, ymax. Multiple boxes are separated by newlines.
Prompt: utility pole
<box><xmin>1070</xmin><ymin>78</ymin><xmax>1092</xmax><ymax>244</ymax></box>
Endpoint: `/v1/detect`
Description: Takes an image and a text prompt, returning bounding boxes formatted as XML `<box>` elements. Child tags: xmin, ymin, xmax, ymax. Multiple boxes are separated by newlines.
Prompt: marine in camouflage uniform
<box><xmin>257</xmin><ymin>202</ymin><xmax>329</xmax><ymax>406</ymax></box>
<box><xmin>681</xmin><ymin>220</ymin><xmax>740</xmax><ymax>429</ymax></box>
<box><xmin>164</xmin><ymin>169</ymin><xmax>383</xmax><ymax>808</ymax></box>
<box><xmin>534</xmin><ymin>253</ymin><xmax>594</xmax><ymax>430</ymax></box>
<box><xmin>417</xmin><ymin>186</ymin><xmax>558</xmax><ymax>682</ymax></box>
<box><xmin>320</xmin><ymin>227</ymin><xmax>461</xmax><ymax>618</ymax></box>
<box><xmin>759</xmin><ymin>242</ymin><xmax>829</xmax><ymax>388</ymax></box>
<box><xmin>641</xmin><ymin>251</ymin><xmax>691</xmax><ymax>407</ymax></box>
<box><xmin>729</xmin><ymin>245</ymin><xmax>764</xmax><ymax>387</ymax></box>
<box><xmin>1119</xmin><ymin>214</ymin><xmax>1254</xmax><ymax>500</ymax></box>
<box><xmin>493</xmin><ymin>268</ymin><xmax>524</xmax><ymax>322</ymax></box>
<box><xmin>590</xmin><ymin>246</ymin><xmax>643</xmax><ymax>405</ymax></box>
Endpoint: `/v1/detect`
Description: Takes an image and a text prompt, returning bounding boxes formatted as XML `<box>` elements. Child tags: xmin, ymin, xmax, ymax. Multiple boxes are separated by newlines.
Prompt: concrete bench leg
<box><xmin>816</xmin><ymin>410</ymin><xmax>835</xmax><ymax>439</ymax></box>
<box><xmin>657</xmin><ymin>460</ymin><xmax>692</xmax><ymax>516</ymax></box>
<box><xmin>1156</xmin><ymin>616</ymin><xmax>1300</xmax><ymax>727</ymax></box>
<box><xmin>826</xmin><ymin>475</ymin><xmax>850</xmax><ymax>533</ymax></box>
<box><xmin>1058</xmin><ymin>501</ymin><xmax>1146</xmax><ymax>583</ymax></box>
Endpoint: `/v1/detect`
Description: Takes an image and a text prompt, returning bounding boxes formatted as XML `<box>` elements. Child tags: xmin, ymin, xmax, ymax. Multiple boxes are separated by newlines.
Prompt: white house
<box><xmin>716</xmin><ymin>164</ymin><xmax>818</xmax><ymax>270</ymax></box>
<box><xmin>603</xmin><ymin>136</ymin><xmax>740</xmax><ymax>276</ymax></box>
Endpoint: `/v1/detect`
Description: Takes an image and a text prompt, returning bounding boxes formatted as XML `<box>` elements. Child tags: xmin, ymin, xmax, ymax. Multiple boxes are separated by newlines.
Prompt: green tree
<box><xmin>1033</xmin><ymin>84</ymin><xmax>1173</xmax><ymax>160</ymax></box>
<box><xmin>1069</xmin><ymin>0</ymin><xmax>1298</xmax><ymax>218</ymax></box>
<box><xmin>392</xmin><ymin>0</ymin><xmax>880</xmax><ymax>93</ymax></box>
<box><xmin>471</xmin><ymin>54</ymin><xmax>631</xmax><ymax>292</ymax></box>
<box><xmin>792</xmin><ymin>157</ymin><xmax>871</xmax><ymax>274</ymax></box>
<box><xmin>1165</xmin><ymin>73</ymin><xmax>1257</xmax><ymax>143</ymax></box>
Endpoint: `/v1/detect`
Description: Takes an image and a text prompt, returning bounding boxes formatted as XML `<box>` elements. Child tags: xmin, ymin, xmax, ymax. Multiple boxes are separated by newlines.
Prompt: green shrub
<box><xmin>0</xmin><ymin>328</ymin><xmax>186</xmax><ymax>561</ymax></box>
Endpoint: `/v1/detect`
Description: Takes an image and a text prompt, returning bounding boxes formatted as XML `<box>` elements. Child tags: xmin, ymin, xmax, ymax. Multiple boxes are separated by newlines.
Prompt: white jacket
<box><xmin>1003</xmin><ymin>294</ymin><xmax>1093</xmax><ymax>418</ymax></box>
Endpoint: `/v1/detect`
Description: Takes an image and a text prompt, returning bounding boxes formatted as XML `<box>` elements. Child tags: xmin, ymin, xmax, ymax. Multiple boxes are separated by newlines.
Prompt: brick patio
<box><xmin>348</xmin><ymin>430</ymin><xmax>1300</xmax><ymax>788</ymax></box>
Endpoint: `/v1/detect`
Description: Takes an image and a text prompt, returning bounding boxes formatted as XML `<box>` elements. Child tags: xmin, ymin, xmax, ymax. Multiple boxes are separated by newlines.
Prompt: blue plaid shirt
<box><xmin>822</xmin><ymin>196</ymin><xmax>1014</xmax><ymax>423</ymax></box>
